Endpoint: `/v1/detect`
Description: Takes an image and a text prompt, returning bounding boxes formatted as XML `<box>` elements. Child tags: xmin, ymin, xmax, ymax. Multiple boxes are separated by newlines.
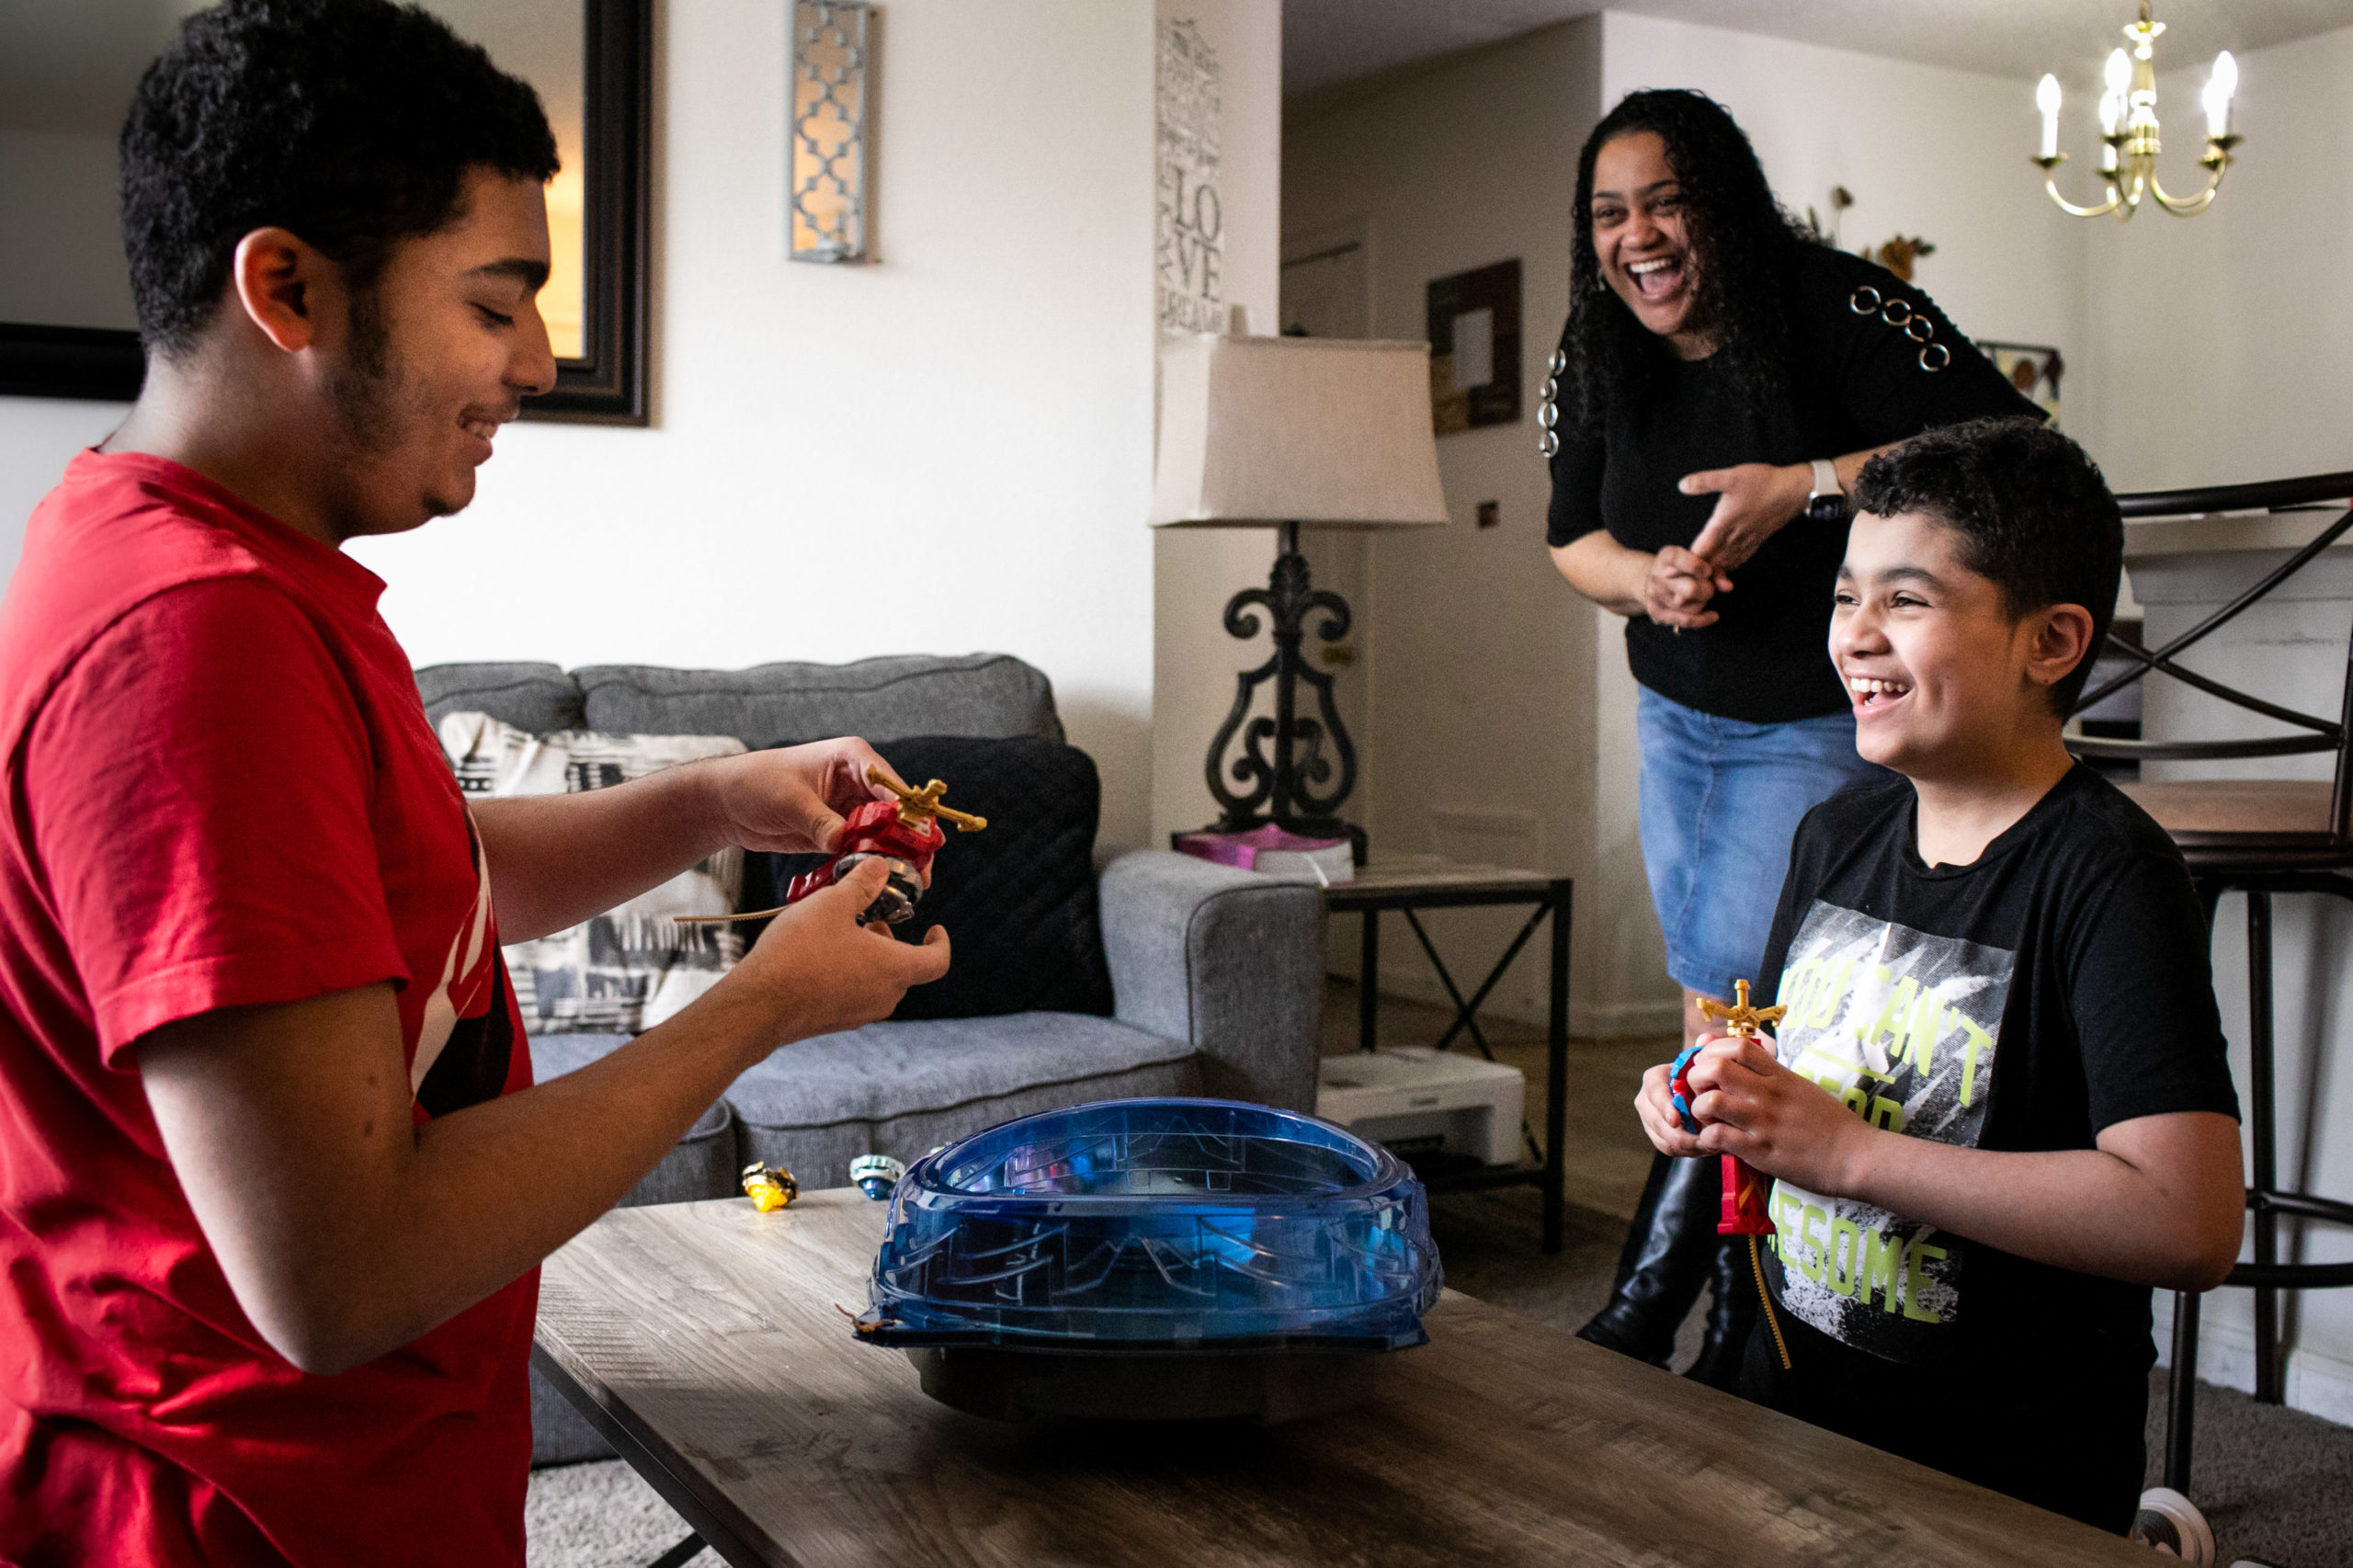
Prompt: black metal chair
<box><xmin>2067</xmin><ymin>469</ymin><xmax>2353</xmax><ymax>1494</ymax></box>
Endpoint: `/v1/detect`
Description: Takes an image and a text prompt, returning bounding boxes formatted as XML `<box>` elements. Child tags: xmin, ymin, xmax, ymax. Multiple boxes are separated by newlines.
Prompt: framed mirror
<box><xmin>0</xmin><ymin>0</ymin><xmax>649</xmax><ymax>425</ymax></box>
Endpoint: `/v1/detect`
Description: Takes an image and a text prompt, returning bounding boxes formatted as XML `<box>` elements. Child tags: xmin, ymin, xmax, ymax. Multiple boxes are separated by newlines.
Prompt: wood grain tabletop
<box><xmin>534</xmin><ymin>1189</ymin><xmax>2152</xmax><ymax>1568</ymax></box>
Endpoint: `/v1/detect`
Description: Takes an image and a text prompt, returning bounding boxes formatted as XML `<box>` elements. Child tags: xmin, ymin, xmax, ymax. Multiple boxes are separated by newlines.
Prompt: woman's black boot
<box><xmin>1575</xmin><ymin>1151</ymin><xmax>1719</xmax><ymax>1366</ymax></box>
<box><xmin>1682</xmin><ymin>1234</ymin><xmax>1758</xmax><ymax>1392</ymax></box>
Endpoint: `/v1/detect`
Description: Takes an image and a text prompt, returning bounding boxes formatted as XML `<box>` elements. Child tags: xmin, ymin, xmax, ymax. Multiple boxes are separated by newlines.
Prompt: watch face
<box><xmin>1808</xmin><ymin>494</ymin><xmax>1849</xmax><ymax>525</ymax></box>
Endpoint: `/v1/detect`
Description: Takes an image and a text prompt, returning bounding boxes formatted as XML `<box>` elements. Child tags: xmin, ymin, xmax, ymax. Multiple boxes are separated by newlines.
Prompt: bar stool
<box><xmin>2068</xmin><ymin>470</ymin><xmax>2353</xmax><ymax>1495</ymax></box>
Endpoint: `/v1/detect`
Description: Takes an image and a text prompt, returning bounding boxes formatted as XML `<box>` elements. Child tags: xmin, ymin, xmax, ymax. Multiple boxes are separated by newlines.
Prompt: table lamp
<box><xmin>1152</xmin><ymin>331</ymin><xmax>1449</xmax><ymax>856</ymax></box>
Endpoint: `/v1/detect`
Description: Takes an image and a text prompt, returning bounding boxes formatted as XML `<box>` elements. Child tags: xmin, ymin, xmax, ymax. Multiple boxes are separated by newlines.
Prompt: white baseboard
<box><xmin>1360</xmin><ymin>966</ymin><xmax>1680</xmax><ymax>1041</ymax></box>
<box><xmin>2154</xmin><ymin>1298</ymin><xmax>2353</xmax><ymax>1428</ymax></box>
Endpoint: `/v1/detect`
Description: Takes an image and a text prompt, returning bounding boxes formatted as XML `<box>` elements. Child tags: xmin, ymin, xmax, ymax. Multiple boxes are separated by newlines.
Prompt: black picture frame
<box><xmin>0</xmin><ymin>0</ymin><xmax>651</xmax><ymax>426</ymax></box>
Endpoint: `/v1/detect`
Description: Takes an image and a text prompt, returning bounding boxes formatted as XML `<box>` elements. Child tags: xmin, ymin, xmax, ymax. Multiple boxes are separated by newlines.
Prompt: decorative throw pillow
<box><xmin>438</xmin><ymin>712</ymin><xmax>747</xmax><ymax>1035</ymax></box>
<box><xmin>741</xmin><ymin>735</ymin><xmax>1113</xmax><ymax>1021</ymax></box>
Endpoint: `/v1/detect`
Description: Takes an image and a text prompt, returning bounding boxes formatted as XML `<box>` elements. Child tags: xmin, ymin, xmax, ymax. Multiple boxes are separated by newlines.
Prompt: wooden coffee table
<box><xmin>534</xmin><ymin>1188</ymin><xmax>2151</xmax><ymax>1568</ymax></box>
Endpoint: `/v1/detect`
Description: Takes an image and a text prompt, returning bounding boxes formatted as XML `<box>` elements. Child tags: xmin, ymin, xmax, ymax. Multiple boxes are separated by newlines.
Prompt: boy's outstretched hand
<box><xmin>1636</xmin><ymin>1032</ymin><xmax>1870</xmax><ymax>1195</ymax></box>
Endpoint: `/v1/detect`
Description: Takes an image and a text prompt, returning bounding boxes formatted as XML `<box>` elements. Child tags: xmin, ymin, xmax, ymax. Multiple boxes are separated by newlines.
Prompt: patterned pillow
<box><xmin>437</xmin><ymin>712</ymin><xmax>746</xmax><ymax>1036</ymax></box>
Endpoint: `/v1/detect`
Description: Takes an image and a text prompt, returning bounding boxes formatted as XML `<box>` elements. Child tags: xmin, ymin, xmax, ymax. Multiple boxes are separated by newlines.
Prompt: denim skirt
<box><xmin>1635</xmin><ymin>685</ymin><xmax>1883</xmax><ymax>1001</ymax></box>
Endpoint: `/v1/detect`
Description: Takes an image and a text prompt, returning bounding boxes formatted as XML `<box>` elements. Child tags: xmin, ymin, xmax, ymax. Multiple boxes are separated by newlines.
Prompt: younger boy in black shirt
<box><xmin>1643</xmin><ymin>418</ymin><xmax>2245</xmax><ymax>1535</ymax></box>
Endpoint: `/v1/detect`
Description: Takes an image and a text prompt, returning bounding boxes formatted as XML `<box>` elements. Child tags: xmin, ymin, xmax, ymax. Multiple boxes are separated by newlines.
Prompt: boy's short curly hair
<box><xmin>120</xmin><ymin>0</ymin><xmax>559</xmax><ymax>358</ymax></box>
<box><xmin>1852</xmin><ymin>417</ymin><xmax>2122</xmax><ymax>715</ymax></box>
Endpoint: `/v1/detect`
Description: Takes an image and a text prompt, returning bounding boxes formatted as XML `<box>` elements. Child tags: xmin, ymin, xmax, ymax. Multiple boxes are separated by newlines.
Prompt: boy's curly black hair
<box><xmin>1562</xmin><ymin>88</ymin><xmax>1813</xmax><ymax>434</ymax></box>
<box><xmin>1853</xmin><ymin>416</ymin><xmax>2123</xmax><ymax>715</ymax></box>
<box><xmin>119</xmin><ymin>0</ymin><xmax>558</xmax><ymax>359</ymax></box>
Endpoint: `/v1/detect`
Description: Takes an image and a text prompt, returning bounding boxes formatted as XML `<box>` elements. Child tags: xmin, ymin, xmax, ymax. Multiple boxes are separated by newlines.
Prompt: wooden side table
<box><xmin>1320</xmin><ymin>862</ymin><xmax>1572</xmax><ymax>1253</ymax></box>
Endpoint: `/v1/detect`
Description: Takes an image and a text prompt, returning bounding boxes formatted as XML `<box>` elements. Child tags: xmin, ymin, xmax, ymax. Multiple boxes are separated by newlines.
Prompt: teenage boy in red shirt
<box><xmin>0</xmin><ymin>4</ymin><xmax>948</xmax><ymax>1564</ymax></box>
<box><xmin>1643</xmin><ymin>417</ymin><xmax>2245</xmax><ymax>1536</ymax></box>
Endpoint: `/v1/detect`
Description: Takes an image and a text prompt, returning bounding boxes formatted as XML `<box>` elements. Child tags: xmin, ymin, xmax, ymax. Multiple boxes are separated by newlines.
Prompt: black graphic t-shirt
<box><xmin>1745</xmin><ymin>763</ymin><xmax>2239</xmax><ymax>1530</ymax></box>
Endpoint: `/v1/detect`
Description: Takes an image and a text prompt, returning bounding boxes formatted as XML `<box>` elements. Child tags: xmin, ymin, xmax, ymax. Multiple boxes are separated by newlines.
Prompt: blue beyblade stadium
<box><xmin>855</xmin><ymin>1098</ymin><xmax>1443</xmax><ymax>1423</ymax></box>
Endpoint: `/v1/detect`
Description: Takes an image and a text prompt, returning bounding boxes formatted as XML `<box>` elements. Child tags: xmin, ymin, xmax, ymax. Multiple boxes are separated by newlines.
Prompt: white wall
<box><xmin>1150</xmin><ymin>0</ymin><xmax>1286</xmax><ymax>848</ymax></box>
<box><xmin>2075</xmin><ymin>25</ymin><xmax>2353</xmax><ymax>492</ymax></box>
<box><xmin>1285</xmin><ymin>21</ymin><xmax>1627</xmax><ymax>1032</ymax></box>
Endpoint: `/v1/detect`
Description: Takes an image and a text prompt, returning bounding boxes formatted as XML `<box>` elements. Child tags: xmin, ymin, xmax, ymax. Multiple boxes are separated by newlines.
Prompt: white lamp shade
<box><xmin>1151</xmin><ymin>334</ymin><xmax>1450</xmax><ymax>529</ymax></box>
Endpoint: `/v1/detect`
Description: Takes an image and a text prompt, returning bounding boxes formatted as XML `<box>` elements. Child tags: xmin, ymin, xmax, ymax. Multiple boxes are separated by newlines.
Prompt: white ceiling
<box><xmin>1284</xmin><ymin>0</ymin><xmax>2353</xmax><ymax>97</ymax></box>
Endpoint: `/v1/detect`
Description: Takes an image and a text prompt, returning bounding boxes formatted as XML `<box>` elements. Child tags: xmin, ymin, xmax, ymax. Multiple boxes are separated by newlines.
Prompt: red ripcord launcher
<box><xmin>786</xmin><ymin>767</ymin><xmax>988</xmax><ymax>926</ymax></box>
<box><xmin>1669</xmin><ymin>978</ymin><xmax>1794</xmax><ymax>1369</ymax></box>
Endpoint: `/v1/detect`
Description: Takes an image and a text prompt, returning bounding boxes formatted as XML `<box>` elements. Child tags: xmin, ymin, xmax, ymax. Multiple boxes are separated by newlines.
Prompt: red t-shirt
<box><xmin>0</xmin><ymin>452</ymin><xmax>535</xmax><ymax>1567</ymax></box>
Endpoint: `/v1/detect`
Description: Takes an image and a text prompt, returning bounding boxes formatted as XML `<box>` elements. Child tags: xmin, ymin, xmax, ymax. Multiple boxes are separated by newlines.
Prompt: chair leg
<box><xmin>2164</xmin><ymin>1289</ymin><xmax>2200</xmax><ymax>1494</ymax></box>
<box><xmin>2247</xmin><ymin>891</ymin><xmax>2283</xmax><ymax>1404</ymax></box>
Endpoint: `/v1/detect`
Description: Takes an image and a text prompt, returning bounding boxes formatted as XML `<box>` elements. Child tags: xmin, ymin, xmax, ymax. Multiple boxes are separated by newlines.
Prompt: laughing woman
<box><xmin>1546</xmin><ymin>89</ymin><xmax>2039</xmax><ymax>1387</ymax></box>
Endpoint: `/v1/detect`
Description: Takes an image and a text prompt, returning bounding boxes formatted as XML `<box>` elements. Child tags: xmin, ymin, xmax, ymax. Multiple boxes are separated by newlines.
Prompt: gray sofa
<box><xmin>415</xmin><ymin>653</ymin><xmax>1326</xmax><ymax>1463</ymax></box>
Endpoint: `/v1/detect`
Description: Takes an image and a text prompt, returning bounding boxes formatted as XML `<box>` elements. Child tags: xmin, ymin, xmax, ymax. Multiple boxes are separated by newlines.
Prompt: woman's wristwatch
<box><xmin>1805</xmin><ymin>458</ymin><xmax>1847</xmax><ymax>524</ymax></box>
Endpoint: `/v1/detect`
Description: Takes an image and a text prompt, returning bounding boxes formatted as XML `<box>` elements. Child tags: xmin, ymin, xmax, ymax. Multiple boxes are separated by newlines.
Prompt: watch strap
<box><xmin>1809</xmin><ymin>458</ymin><xmax>1840</xmax><ymax>501</ymax></box>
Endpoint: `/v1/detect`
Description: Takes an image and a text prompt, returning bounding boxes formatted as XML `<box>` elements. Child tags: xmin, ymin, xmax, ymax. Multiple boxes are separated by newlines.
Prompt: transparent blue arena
<box><xmin>856</xmin><ymin>1098</ymin><xmax>1444</xmax><ymax>1421</ymax></box>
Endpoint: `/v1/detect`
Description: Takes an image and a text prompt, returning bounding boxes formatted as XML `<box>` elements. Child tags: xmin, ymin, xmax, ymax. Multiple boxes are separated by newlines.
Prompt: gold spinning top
<box><xmin>742</xmin><ymin>1161</ymin><xmax>800</xmax><ymax>1212</ymax></box>
<box><xmin>866</xmin><ymin>765</ymin><xmax>987</xmax><ymax>833</ymax></box>
<box><xmin>1697</xmin><ymin>979</ymin><xmax>1786</xmax><ymax>1040</ymax></box>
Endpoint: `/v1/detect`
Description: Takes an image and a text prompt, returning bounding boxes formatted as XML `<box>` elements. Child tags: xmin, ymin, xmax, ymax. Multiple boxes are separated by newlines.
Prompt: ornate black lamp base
<box><xmin>1191</xmin><ymin>520</ymin><xmax>1365</xmax><ymax>862</ymax></box>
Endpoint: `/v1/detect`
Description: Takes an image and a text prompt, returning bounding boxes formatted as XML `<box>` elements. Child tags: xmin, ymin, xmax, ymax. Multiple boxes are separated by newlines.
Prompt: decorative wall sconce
<box><xmin>2031</xmin><ymin>2</ymin><xmax>2240</xmax><ymax>221</ymax></box>
<box><xmin>790</xmin><ymin>0</ymin><xmax>870</xmax><ymax>261</ymax></box>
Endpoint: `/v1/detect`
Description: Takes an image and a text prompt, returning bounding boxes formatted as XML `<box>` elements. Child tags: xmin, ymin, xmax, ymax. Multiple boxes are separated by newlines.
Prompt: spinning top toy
<box><xmin>849</xmin><ymin>1153</ymin><xmax>905</xmax><ymax>1201</ymax></box>
<box><xmin>676</xmin><ymin>766</ymin><xmax>988</xmax><ymax>931</ymax></box>
<box><xmin>786</xmin><ymin>769</ymin><xmax>986</xmax><ymax>926</ymax></box>
<box><xmin>742</xmin><ymin>1161</ymin><xmax>799</xmax><ymax>1212</ymax></box>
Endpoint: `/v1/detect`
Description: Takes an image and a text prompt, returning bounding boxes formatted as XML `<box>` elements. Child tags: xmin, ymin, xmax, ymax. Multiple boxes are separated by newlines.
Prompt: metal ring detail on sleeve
<box><xmin>1850</xmin><ymin>284</ymin><xmax>1946</xmax><ymax>372</ymax></box>
<box><xmin>1539</xmin><ymin>356</ymin><xmax>1563</xmax><ymax>456</ymax></box>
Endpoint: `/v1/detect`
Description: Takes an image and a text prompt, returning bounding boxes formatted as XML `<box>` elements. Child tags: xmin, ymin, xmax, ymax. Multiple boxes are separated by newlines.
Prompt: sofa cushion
<box><xmin>743</xmin><ymin>735</ymin><xmax>1113</xmax><ymax>1022</ymax></box>
<box><xmin>573</xmin><ymin>653</ymin><xmax>1063</xmax><ymax>750</ymax></box>
<box><xmin>725</xmin><ymin>1013</ymin><xmax>1199</xmax><ymax>1186</ymax></box>
<box><xmin>439</xmin><ymin>714</ymin><xmax>747</xmax><ymax>1034</ymax></box>
<box><xmin>414</xmin><ymin>662</ymin><xmax>584</xmax><ymax>734</ymax></box>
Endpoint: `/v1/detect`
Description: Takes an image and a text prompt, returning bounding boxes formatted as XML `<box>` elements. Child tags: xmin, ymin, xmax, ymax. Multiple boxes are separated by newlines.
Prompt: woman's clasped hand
<box><xmin>1642</xmin><ymin>544</ymin><xmax>1733</xmax><ymax>630</ymax></box>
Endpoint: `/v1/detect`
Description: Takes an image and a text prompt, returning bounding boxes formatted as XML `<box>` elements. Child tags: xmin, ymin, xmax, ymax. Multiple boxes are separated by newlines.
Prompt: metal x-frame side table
<box><xmin>1321</xmin><ymin>862</ymin><xmax>1572</xmax><ymax>1253</ymax></box>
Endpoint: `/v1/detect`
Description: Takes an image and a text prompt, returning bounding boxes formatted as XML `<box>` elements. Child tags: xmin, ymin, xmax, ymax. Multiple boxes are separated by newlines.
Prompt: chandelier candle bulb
<box><xmin>2203</xmin><ymin>51</ymin><xmax>2237</xmax><ymax>140</ymax></box>
<box><xmin>2036</xmin><ymin>74</ymin><xmax>2062</xmax><ymax>160</ymax></box>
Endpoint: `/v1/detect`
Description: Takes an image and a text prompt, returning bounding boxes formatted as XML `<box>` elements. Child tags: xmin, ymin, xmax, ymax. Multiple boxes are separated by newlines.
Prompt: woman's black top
<box><xmin>1545</xmin><ymin>245</ymin><xmax>2040</xmax><ymax>724</ymax></box>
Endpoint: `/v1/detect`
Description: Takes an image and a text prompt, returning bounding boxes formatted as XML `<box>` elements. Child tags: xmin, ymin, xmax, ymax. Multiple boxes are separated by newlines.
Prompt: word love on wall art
<box><xmin>790</xmin><ymin>0</ymin><xmax>871</xmax><ymax>263</ymax></box>
<box><xmin>1156</xmin><ymin>17</ymin><xmax>1223</xmax><ymax>334</ymax></box>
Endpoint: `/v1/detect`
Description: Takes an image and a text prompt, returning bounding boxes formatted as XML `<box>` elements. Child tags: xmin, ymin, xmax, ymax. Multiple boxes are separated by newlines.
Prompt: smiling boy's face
<box><xmin>1831</xmin><ymin>510</ymin><xmax>2089</xmax><ymax>778</ymax></box>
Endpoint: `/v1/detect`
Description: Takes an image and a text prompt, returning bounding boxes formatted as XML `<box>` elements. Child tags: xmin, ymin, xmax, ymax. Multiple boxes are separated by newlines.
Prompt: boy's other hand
<box><xmin>708</xmin><ymin>737</ymin><xmax>908</xmax><ymax>858</ymax></box>
<box><xmin>1679</xmin><ymin>1033</ymin><xmax>1871</xmax><ymax>1194</ymax></box>
<box><xmin>717</xmin><ymin>857</ymin><xmax>950</xmax><ymax>1041</ymax></box>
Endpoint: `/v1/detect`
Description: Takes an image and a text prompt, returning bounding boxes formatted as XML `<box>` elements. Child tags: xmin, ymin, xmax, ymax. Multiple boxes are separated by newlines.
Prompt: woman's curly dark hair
<box><xmin>1561</xmin><ymin>90</ymin><xmax>1813</xmax><ymax>434</ymax></box>
<box><xmin>120</xmin><ymin>0</ymin><xmax>558</xmax><ymax>358</ymax></box>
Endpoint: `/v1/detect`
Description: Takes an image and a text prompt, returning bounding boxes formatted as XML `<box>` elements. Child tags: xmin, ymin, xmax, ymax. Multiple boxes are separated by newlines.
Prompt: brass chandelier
<box><xmin>2032</xmin><ymin>3</ymin><xmax>2240</xmax><ymax>220</ymax></box>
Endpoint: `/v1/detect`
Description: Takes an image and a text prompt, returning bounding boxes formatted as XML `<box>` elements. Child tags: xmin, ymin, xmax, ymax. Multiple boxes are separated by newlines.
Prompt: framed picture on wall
<box><xmin>1978</xmin><ymin>341</ymin><xmax>2063</xmax><ymax>427</ymax></box>
<box><xmin>1427</xmin><ymin>258</ymin><xmax>1520</xmax><ymax>436</ymax></box>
